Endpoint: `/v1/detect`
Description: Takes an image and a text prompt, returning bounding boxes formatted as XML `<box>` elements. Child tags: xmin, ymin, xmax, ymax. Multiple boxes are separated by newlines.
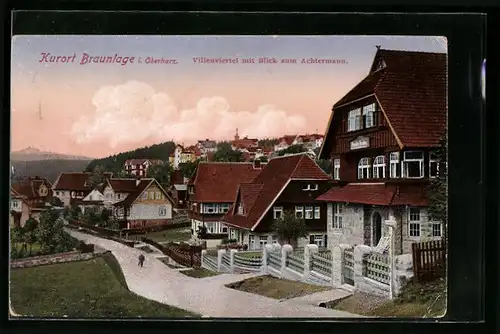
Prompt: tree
<box><xmin>276</xmin><ymin>144</ymin><xmax>307</xmax><ymax>156</ymax></box>
<box><xmin>83</xmin><ymin>210</ymin><xmax>99</xmax><ymax>226</ymax></box>
<box><xmin>100</xmin><ymin>208</ymin><xmax>111</xmax><ymax>224</ymax></box>
<box><xmin>49</xmin><ymin>196</ymin><xmax>64</xmax><ymax>207</ymax></box>
<box><xmin>426</xmin><ymin>133</ymin><xmax>448</xmax><ymax>243</ymax></box>
<box><xmin>87</xmin><ymin>165</ymin><xmax>108</xmax><ymax>189</ymax></box>
<box><xmin>146</xmin><ymin>163</ymin><xmax>173</xmax><ymax>187</ymax></box>
<box><xmin>37</xmin><ymin>208</ymin><xmax>76</xmax><ymax>254</ymax></box>
<box><xmin>316</xmin><ymin>159</ymin><xmax>333</xmax><ymax>175</ymax></box>
<box><xmin>272</xmin><ymin>210</ymin><xmax>308</xmax><ymax>245</ymax></box>
<box><xmin>23</xmin><ymin>217</ymin><xmax>39</xmax><ymax>255</ymax></box>
<box><xmin>10</xmin><ymin>224</ymin><xmax>25</xmax><ymax>251</ymax></box>
<box><xmin>69</xmin><ymin>205</ymin><xmax>82</xmax><ymax>221</ymax></box>
<box><xmin>213</xmin><ymin>143</ymin><xmax>244</xmax><ymax>162</ymax></box>
<box><xmin>115</xmin><ymin>170</ymin><xmax>131</xmax><ymax>178</ymax></box>
<box><xmin>257</xmin><ymin>138</ymin><xmax>279</xmax><ymax>148</ymax></box>
<box><xmin>257</xmin><ymin>156</ymin><xmax>268</xmax><ymax>162</ymax></box>
<box><xmin>179</xmin><ymin>161</ymin><xmax>199</xmax><ymax>179</ymax></box>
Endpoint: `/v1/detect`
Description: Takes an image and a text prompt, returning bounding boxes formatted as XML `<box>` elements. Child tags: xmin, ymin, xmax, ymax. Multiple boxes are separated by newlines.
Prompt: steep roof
<box><xmin>113</xmin><ymin>178</ymin><xmax>174</xmax><ymax>207</ymax></box>
<box><xmin>52</xmin><ymin>172</ymin><xmax>112</xmax><ymax>191</ymax></box>
<box><xmin>170</xmin><ymin>169</ymin><xmax>185</xmax><ymax>186</ymax></box>
<box><xmin>107</xmin><ymin>179</ymin><xmax>138</xmax><ymax>193</ymax></box>
<box><xmin>12</xmin><ymin>177</ymin><xmax>52</xmax><ymax>199</ymax></box>
<box><xmin>320</xmin><ymin>48</ymin><xmax>447</xmax><ymax>158</ymax></box>
<box><xmin>190</xmin><ymin>162</ymin><xmax>262</xmax><ymax>203</ymax></box>
<box><xmin>222</xmin><ymin>153</ymin><xmax>331</xmax><ymax>230</ymax></box>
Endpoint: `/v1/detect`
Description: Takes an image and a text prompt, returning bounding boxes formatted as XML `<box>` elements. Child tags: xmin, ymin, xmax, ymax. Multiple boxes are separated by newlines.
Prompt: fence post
<box><xmin>353</xmin><ymin>244</ymin><xmax>372</xmax><ymax>289</ymax></box>
<box><xmin>229</xmin><ymin>249</ymin><xmax>238</xmax><ymax>273</ymax></box>
<box><xmin>331</xmin><ymin>245</ymin><xmax>344</xmax><ymax>285</ymax></box>
<box><xmin>262</xmin><ymin>244</ymin><xmax>272</xmax><ymax>274</ymax></box>
<box><xmin>201</xmin><ymin>249</ymin><xmax>207</xmax><ymax>268</ymax></box>
<box><xmin>303</xmin><ymin>244</ymin><xmax>318</xmax><ymax>280</ymax></box>
<box><xmin>281</xmin><ymin>244</ymin><xmax>293</xmax><ymax>277</ymax></box>
<box><xmin>217</xmin><ymin>249</ymin><xmax>226</xmax><ymax>272</ymax></box>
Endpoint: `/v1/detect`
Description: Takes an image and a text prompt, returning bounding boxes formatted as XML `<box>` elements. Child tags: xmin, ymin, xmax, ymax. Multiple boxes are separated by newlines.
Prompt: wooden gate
<box><xmin>411</xmin><ymin>240</ymin><xmax>446</xmax><ymax>282</ymax></box>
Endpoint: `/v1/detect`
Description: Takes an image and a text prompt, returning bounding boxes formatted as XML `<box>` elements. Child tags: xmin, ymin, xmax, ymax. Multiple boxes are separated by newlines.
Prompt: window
<box><xmin>302</xmin><ymin>184</ymin><xmax>310</xmax><ymax>191</ymax></box>
<box><xmin>203</xmin><ymin>204</ymin><xmax>216</xmax><ymax>214</ymax></box>
<box><xmin>313</xmin><ymin>235</ymin><xmax>325</xmax><ymax>247</ymax></box>
<box><xmin>273</xmin><ymin>206</ymin><xmax>283</xmax><ymax>219</ymax></box>
<box><xmin>158</xmin><ymin>206</ymin><xmax>167</xmax><ymax>216</ymax></box>
<box><xmin>372</xmin><ymin>155</ymin><xmax>386</xmax><ymax>179</ymax></box>
<box><xmin>12</xmin><ymin>200</ymin><xmax>19</xmax><ymax>208</ymax></box>
<box><xmin>117</xmin><ymin>193</ymin><xmax>121</xmax><ymax>200</ymax></box>
<box><xmin>249</xmin><ymin>235</ymin><xmax>255</xmax><ymax>249</ymax></box>
<box><xmin>259</xmin><ymin>236</ymin><xmax>268</xmax><ymax>249</ymax></box>
<box><xmin>188</xmin><ymin>186</ymin><xmax>194</xmax><ymax>194</ymax></box>
<box><xmin>348</xmin><ymin>108</ymin><xmax>362</xmax><ymax>132</ymax></box>
<box><xmin>358</xmin><ymin>157</ymin><xmax>371</xmax><ymax>179</ymax></box>
<box><xmin>206</xmin><ymin>222</ymin><xmax>215</xmax><ymax>233</ymax></box>
<box><xmin>432</xmin><ymin>222</ymin><xmax>442</xmax><ymax>237</ymax></box>
<box><xmin>429</xmin><ymin>153</ymin><xmax>439</xmax><ymax>178</ymax></box>
<box><xmin>237</xmin><ymin>202</ymin><xmax>244</xmax><ymax>215</ymax></box>
<box><xmin>305</xmin><ymin>206</ymin><xmax>314</xmax><ymax>219</ymax></box>
<box><xmin>363</xmin><ymin>103</ymin><xmax>376</xmax><ymax>128</ymax></box>
<box><xmin>118</xmin><ymin>208</ymin><xmax>124</xmax><ymax>216</ymax></box>
<box><xmin>295</xmin><ymin>206</ymin><xmax>304</xmax><ymax>219</ymax></box>
<box><xmin>403</xmin><ymin>151</ymin><xmax>424</xmax><ymax>178</ymax></box>
<box><xmin>333</xmin><ymin>159</ymin><xmax>340</xmax><ymax>180</ymax></box>
<box><xmin>333</xmin><ymin>204</ymin><xmax>343</xmax><ymax>229</ymax></box>
<box><xmin>408</xmin><ymin>208</ymin><xmax>421</xmax><ymax>237</ymax></box>
<box><xmin>389</xmin><ymin>152</ymin><xmax>401</xmax><ymax>178</ymax></box>
<box><xmin>155</xmin><ymin>191</ymin><xmax>161</xmax><ymax>200</ymax></box>
<box><xmin>314</xmin><ymin>206</ymin><xmax>320</xmax><ymax>219</ymax></box>
<box><xmin>310</xmin><ymin>184</ymin><xmax>319</xmax><ymax>191</ymax></box>
<box><xmin>222</xmin><ymin>226</ymin><xmax>228</xmax><ymax>233</ymax></box>
<box><xmin>141</xmin><ymin>192</ymin><xmax>148</xmax><ymax>200</ymax></box>
<box><xmin>220</xmin><ymin>204</ymin><xmax>230</xmax><ymax>213</ymax></box>
<box><xmin>272</xmin><ymin>235</ymin><xmax>278</xmax><ymax>244</ymax></box>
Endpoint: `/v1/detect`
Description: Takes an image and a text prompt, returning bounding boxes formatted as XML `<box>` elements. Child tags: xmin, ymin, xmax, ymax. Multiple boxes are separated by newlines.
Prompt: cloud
<box><xmin>70</xmin><ymin>80</ymin><xmax>308</xmax><ymax>147</ymax></box>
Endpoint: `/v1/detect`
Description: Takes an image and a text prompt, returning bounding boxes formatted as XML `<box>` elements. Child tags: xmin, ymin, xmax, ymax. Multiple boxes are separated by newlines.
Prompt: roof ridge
<box><xmin>270</xmin><ymin>152</ymin><xmax>309</xmax><ymax>160</ymax></box>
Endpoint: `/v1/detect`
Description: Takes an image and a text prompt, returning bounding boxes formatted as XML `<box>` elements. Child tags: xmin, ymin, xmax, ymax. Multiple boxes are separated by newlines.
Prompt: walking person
<box><xmin>138</xmin><ymin>254</ymin><xmax>145</xmax><ymax>268</ymax></box>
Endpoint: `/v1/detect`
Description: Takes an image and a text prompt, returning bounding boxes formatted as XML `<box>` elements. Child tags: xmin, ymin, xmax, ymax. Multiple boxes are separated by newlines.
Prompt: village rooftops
<box><xmin>222</xmin><ymin>153</ymin><xmax>331</xmax><ymax>231</ymax></box>
<box><xmin>11</xmin><ymin>176</ymin><xmax>52</xmax><ymax>200</ymax></box>
<box><xmin>124</xmin><ymin>159</ymin><xmax>163</xmax><ymax>165</ymax></box>
<box><xmin>112</xmin><ymin>178</ymin><xmax>174</xmax><ymax>207</ymax></box>
<box><xmin>52</xmin><ymin>172</ymin><xmax>113</xmax><ymax>191</ymax></box>
<box><xmin>319</xmin><ymin>48</ymin><xmax>446</xmax><ymax>158</ymax></box>
<box><xmin>188</xmin><ymin>161</ymin><xmax>262</xmax><ymax>203</ymax></box>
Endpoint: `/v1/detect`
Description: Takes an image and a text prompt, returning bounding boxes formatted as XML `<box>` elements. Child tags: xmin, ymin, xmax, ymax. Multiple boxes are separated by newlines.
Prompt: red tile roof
<box><xmin>222</xmin><ymin>153</ymin><xmax>331</xmax><ymax>230</ymax></box>
<box><xmin>170</xmin><ymin>170</ymin><xmax>185</xmax><ymax>186</ymax></box>
<box><xmin>52</xmin><ymin>172</ymin><xmax>113</xmax><ymax>191</ymax></box>
<box><xmin>190</xmin><ymin>162</ymin><xmax>262</xmax><ymax>203</ymax></box>
<box><xmin>232</xmin><ymin>138</ymin><xmax>259</xmax><ymax>150</ymax></box>
<box><xmin>321</xmin><ymin>49</ymin><xmax>446</xmax><ymax>158</ymax></box>
<box><xmin>316</xmin><ymin>182</ymin><xmax>429</xmax><ymax>206</ymax></box>
<box><xmin>12</xmin><ymin>177</ymin><xmax>52</xmax><ymax>200</ymax></box>
<box><xmin>108</xmin><ymin>179</ymin><xmax>138</xmax><ymax>193</ymax></box>
<box><xmin>278</xmin><ymin>135</ymin><xmax>297</xmax><ymax>146</ymax></box>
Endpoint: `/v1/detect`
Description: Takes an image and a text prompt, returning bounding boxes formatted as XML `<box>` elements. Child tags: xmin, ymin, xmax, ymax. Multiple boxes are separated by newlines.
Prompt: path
<box><xmin>281</xmin><ymin>289</ymin><xmax>352</xmax><ymax>306</ymax></box>
<box><xmin>66</xmin><ymin>229</ymin><xmax>363</xmax><ymax>318</ymax></box>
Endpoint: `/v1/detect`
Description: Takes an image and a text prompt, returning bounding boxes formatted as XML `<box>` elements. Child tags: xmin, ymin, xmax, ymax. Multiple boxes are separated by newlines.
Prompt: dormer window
<box><xmin>302</xmin><ymin>183</ymin><xmax>318</xmax><ymax>191</ymax></box>
<box><xmin>358</xmin><ymin>157</ymin><xmax>371</xmax><ymax>179</ymax></box>
<box><xmin>348</xmin><ymin>108</ymin><xmax>362</xmax><ymax>132</ymax></box>
<box><xmin>402</xmin><ymin>151</ymin><xmax>424</xmax><ymax>178</ymax></box>
<box><xmin>273</xmin><ymin>206</ymin><xmax>283</xmax><ymax>219</ymax></box>
<box><xmin>363</xmin><ymin>103</ymin><xmax>376</xmax><ymax>128</ymax></box>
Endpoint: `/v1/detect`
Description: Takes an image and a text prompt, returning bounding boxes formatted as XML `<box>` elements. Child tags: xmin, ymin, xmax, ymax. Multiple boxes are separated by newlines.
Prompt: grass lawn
<box><xmin>10</xmin><ymin>254</ymin><xmax>199</xmax><ymax>318</ymax></box>
<box><xmin>180</xmin><ymin>267</ymin><xmax>220</xmax><ymax>278</ymax></box>
<box><xmin>142</xmin><ymin>228</ymin><xmax>192</xmax><ymax>244</ymax></box>
<box><xmin>226</xmin><ymin>275</ymin><xmax>330</xmax><ymax>300</ymax></box>
<box><xmin>327</xmin><ymin>278</ymin><xmax>447</xmax><ymax>317</ymax></box>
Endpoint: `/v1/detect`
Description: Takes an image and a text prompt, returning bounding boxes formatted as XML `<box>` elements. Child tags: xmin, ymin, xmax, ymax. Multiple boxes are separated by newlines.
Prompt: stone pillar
<box><xmin>385</xmin><ymin>217</ymin><xmax>397</xmax><ymax>299</ymax></box>
<box><xmin>201</xmin><ymin>249</ymin><xmax>207</xmax><ymax>268</ymax></box>
<box><xmin>217</xmin><ymin>249</ymin><xmax>226</xmax><ymax>272</ymax></box>
<box><xmin>353</xmin><ymin>244</ymin><xmax>372</xmax><ymax>289</ymax></box>
<box><xmin>393</xmin><ymin>254</ymin><xmax>414</xmax><ymax>297</ymax></box>
<box><xmin>281</xmin><ymin>244</ymin><xmax>293</xmax><ymax>276</ymax></box>
<box><xmin>303</xmin><ymin>244</ymin><xmax>318</xmax><ymax>280</ymax></box>
<box><xmin>229</xmin><ymin>249</ymin><xmax>238</xmax><ymax>273</ymax></box>
<box><xmin>331</xmin><ymin>244</ymin><xmax>350</xmax><ymax>285</ymax></box>
<box><xmin>262</xmin><ymin>244</ymin><xmax>273</xmax><ymax>274</ymax></box>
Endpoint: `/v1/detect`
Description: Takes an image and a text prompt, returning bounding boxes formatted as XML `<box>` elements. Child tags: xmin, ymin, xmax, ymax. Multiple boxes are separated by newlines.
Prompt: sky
<box><xmin>11</xmin><ymin>35</ymin><xmax>447</xmax><ymax>158</ymax></box>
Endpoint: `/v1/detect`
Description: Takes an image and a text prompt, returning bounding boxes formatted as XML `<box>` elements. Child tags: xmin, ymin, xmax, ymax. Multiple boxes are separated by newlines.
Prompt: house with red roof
<box><xmin>169</xmin><ymin>145</ymin><xmax>202</xmax><ymax>169</ymax></box>
<box><xmin>168</xmin><ymin>169</ymin><xmax>188</xmax><ymax>212</ymax></box>
<box><xmin>293</xmin><ymin>134</ymin><xmax>324</xmax><ymax>151</ymax></box>
<box><xmin>10</xmin><ymin>187</ymin><xmax>39</xmax><ymax>227</ymax></box>
<box><xmin>11</xmin><ymin>176</ymin><xmax>53</xmax><ymax>210</ymax></box>
<box><xmin>187</xmin><ymin>161</ymin><xmax>263</xmax><ymax>235</ymax></box>
<box><xmin>274</xmin><ymin>135</ymin><xmax>298</xmax><ymax>152</ymax></box>
<box><xmin>316</xmin><ymin>47</ymin><xmax>447</xmax><ymax>255</ymax></box>
<box><xmin>222</xmin><ymin>153</ymin><xmax>333</xmax><ymax>250</ymax></box>
<box><xmin>108</xmin><ymin>178</ymin><xmax>175</xmax><ymax>229</ymax></box>
<box><xmin>124</xmin><ymin>159</ymin><xmax>163</xmax><ymax>177</ymax></box>
<box><xmin>52</xmin><ymin>172</ymin><xmax>113</xmax><ymax>206</ymax></box>
<box><xmin>231</xmin><ymin>128</ymin><xmax>259</xmax><ymax>151</ymax></box>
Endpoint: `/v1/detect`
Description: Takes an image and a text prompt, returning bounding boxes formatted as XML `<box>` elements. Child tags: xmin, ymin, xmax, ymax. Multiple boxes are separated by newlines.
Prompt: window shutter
<box><xmin>309</xmin><ymin>235</ymin><xmax>314</xmax><ymax>244</ymax></box>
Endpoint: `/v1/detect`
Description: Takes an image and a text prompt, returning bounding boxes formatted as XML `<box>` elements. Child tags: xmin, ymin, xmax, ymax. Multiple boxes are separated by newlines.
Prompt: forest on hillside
<box><xmin>11</xmin><ymin>159</ymin><xmax>90</xmax><ymax>184</ymax></box>
<box><xmin>84</xmin><ymin>141</ymin><xmax>176</xmax><ymax>174</ymax></box>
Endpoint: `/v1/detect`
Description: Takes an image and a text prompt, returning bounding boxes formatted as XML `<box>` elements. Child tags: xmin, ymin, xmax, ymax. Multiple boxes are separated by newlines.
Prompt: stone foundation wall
<box><xmin>10</xmin><ymin>250</ymin><xmax>98</xmax><ymax>269</ymax></box>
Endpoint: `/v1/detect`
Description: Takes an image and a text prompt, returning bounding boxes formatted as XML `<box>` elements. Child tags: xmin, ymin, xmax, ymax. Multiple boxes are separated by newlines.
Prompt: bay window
<box><xmin>333</xmin><ymin>204</ymin><xmax>343</xmax><ymax>230</ymax></box>
<box><xmin>363</xmin><ymin>103</ymin><xmax>376</xmax><ymax>128</ymax></box>
<box><xmin>273</xmin><ymin>206</ymin><xmax>283</xmax><ymax>219</ymax></box>
<box><xmin>347</xmin><ymin>108</ymin><xmax>362</xmax><ymax>132</ymax></box>
<box><xmin>402</xmin><ymin>151</ymin><xmax>424</xmax><ymax>178</ymax></box>
<box><xmin>295</xmin><ymin>206</ymin><xmax>304</xmax><ymax>219</ymax></box>
<box><xmin>372</xmin><ymin>155</ymin><xmax>386</xmax><ymax>179</ymax></box>
<box><xmin>305</xmin><ymin>206</ymin><xmax>314</xmax><ymax>219</ymax></box>
<box><xmin>333</xmin><ymin>158</ymin><xmax>340</xmax><ymax>180</ymax></box>
<box><xmin>408</xmin><ymin>208</ymin><xmax>421</xmax><ymax>237</ymax></box>
<box><xmin>358</xmin><ymin>157</ymin><xmax>371</xmax><ymax>179</ymax></box>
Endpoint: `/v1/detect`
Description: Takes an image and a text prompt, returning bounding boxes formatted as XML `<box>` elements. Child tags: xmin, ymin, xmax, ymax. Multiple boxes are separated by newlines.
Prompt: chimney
<box><xmin>253</xmin><ymin>159</ymin><xmax>261</xmax><ymax>170</ymax></box>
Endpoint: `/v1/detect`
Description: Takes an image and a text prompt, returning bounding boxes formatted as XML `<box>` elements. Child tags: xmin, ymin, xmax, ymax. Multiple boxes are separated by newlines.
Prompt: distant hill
<box><xmin>11</xmin><ymin>147</ymin><xmax>93</xmax><ymax>161</ymax></box>
<box><xmin>11</xmin><ymin>159</ymin><xmax>90</xmax><ymax>184</ymax></box>
<box><xmin>85</xmin><ymin>141</ymin><xmax>176</xmax><ymax>174</ymax></box>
